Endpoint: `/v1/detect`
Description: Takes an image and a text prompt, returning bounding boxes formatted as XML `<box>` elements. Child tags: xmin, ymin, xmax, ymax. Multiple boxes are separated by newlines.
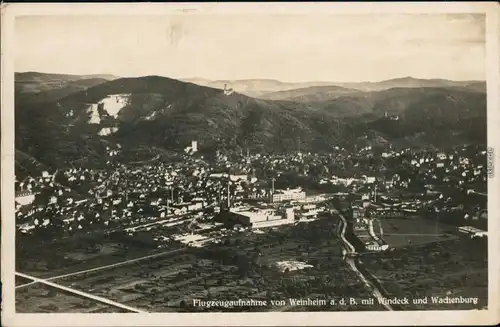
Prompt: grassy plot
<box><xmin>16</xmin><ymin>283</ymin><xmax>128</xmax><ymax>313</ymax></box>
<box><xmin>16</xmin><ymin>229</ymin><xmax>184</xmax><ymax>279</ymax></box>
<box><xmin>379</xmin><ymin>216</ymin><xmax>457</xmax><ymax>248</ymax></box>
<box><xmin>361</xmin><ymin>236</ymin><xmax>487</xmax><ymax>310</ymax></box>
<box><xmin>16</xmin><ymin>217</ymin><xmax>393</xmax><ymax>312</ymax></box>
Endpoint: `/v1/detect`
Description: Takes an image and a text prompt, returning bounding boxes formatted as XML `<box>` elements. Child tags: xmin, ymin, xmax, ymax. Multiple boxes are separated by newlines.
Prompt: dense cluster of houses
<box><xmin>15</xmin><ymin>142</ymin><xmax>487</xmax><ymax>246</ymax></box>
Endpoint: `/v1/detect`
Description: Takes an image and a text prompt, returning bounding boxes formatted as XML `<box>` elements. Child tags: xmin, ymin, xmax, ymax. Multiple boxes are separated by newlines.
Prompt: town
<box><xmin>15</xmin><ymin>140</ymin><xmax>488</xmax><ymax>312</ymax></box>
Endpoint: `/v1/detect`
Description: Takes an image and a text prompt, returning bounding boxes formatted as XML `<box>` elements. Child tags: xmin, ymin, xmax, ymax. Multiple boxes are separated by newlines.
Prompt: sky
<box><xmin>14</xmin><ymin>13</ymin><xmax>486</xmax><ymax>82</ymax></box>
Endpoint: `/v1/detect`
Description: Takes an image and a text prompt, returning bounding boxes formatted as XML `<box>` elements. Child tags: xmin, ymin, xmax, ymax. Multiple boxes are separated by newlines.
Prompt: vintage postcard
<box><xmin>1</xmin><ymin>2</ymin><xmax>499</xmax><ymax>326</ymax></box>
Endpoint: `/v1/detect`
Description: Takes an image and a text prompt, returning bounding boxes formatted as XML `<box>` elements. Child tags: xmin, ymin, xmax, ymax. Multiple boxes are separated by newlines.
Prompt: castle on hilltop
<box><xmin>223</xmin><ymin>84</ymin><xmax>234</xmax><ymax>95</ymax></box>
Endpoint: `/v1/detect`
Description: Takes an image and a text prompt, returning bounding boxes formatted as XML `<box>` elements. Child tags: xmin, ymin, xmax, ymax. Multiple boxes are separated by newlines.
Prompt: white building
<box><xmin>458</xmin><ymin>226</ymin><xmax>487</xmax><ymax>238</ymax></box>
<box><xmin>230</xmin><ymin>206</ymin><xmax>295</xmax><ymax>228</ymax></box>
<box><xmin>191</xmin><ymin>141</ymin><xmax>198</xmax><ymax>153</ymax></box>
<box><xmin>366</xmin><ymin>243</ymin><xmax>389</xmax><ymax>251</ymax></box>
<box><xmin>230</xmin><ymin>174</ymin><xmax>248</xmax><ymax>182</ymax></box>
<box><xmin>15</xmin><ymin>191</ymin><xmax>36</xmax><ymax>206</ymax></box>
<box><xmin>274</xmin><ymin>260</ymin><xmax>313</xmax><ymax>272</ymax></box>
<box><xmin>365</xmin><ymin>176</ymin><xmax>376</xmax><ymax>184</ymax></box>
<box><xmin>272</xmin><ymin>188</ymin><xmax>306</xmax><ymax>202</ymax></box>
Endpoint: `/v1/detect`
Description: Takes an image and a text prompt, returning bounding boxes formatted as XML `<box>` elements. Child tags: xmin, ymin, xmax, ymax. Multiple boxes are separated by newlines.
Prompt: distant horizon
<box><xmin>15</xmin><ymin>71</ymin><xmax>486</xmax><ymax>84</ymax></box>
<box><xmin>15</xmin><ymin>14</ymin><xmax>485</xmax><ymax>83</ymax></box>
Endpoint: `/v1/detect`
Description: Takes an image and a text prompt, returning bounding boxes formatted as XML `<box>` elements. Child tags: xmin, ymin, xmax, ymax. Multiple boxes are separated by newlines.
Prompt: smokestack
<box><xmin>227</xmin><ymin>182</ymin><xmax>231</xmax><ymax>208</ymax></box>
<box><xmin>269</xmin><ymin>178</ymin><xmax>275</xmax><ymax>203</ymax></box>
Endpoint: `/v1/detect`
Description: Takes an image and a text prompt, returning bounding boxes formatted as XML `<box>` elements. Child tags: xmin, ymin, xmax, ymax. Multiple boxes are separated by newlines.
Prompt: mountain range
<box><xmin>15</xmin><ymin>72</ymin><xmax>487</xmax><ymax>173</ymax></box>
<box><xmin>183</xmin><ymin>76</ymin><xmax>485</xmax><ymax>98</ymax></box>
<box><xmin>15</xmin><ymin>72</ymin><xmax>119</xmax><ymax>105</ymax></box>
<box><xmin>181</xmin><ymin>78</ymin><xmax>337</xmax><ymax>98</ymax></box>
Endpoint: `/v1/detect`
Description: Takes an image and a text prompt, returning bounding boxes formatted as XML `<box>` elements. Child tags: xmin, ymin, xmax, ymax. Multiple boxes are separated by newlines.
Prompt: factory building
<box><xmin>216</xmin><ymin>204</ymin><xmax>295</xmax><ymax>229</ymax></box>
<box><xmin>271</xmin><ymin>187</ymin><xmax>306</xmax><ymax>203</ymax></box>
<box><xmin>230</xmin><ymin>206</ymin><xmax>295</xmax><ymax>229</ymax></box>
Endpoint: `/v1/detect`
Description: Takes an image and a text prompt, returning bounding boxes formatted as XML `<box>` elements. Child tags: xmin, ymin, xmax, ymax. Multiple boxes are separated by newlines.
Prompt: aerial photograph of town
<box><xmin>12</xmin><ymin>12</ymin><xmax>488</xmax><ymax>313</ymax></box>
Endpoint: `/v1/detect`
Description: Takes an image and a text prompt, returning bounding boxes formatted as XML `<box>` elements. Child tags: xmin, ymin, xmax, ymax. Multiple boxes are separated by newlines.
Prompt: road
<box><xmin>469</xmin><ymin>190</ymin><xmax>487</xmax><ymax>197</ymax></box>
<box><xmin>383</xmin><ymin>233</ymin><xmax>443</xmax><ymax>236</ymax></box>
<box><xmin>16</xmin><ymin>272</ymin><xmax>147</xmax><ymax>313</ymax></box>
<box><xmin>332</xmin><ymin>208</ymin><xmax>393</xmax><ymax>311</ymax></box>
<box><xmin>16</xmin><ymin>248</ymin><xmax>186</xmax><ymax>289</ymax></box>
<box><xmin>123</xmin><ymin>214</ymin><xmax>186</xmax><ymax>232</ymax></box>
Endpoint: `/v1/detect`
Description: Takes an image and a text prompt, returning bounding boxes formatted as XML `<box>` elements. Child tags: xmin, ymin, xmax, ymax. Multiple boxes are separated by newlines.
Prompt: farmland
<box><xmin>360</xmin><ymin>233</ymin><xmax>487</xmax><ymax>310</ymax></box>
<box><xmin>16</xmin><ymin>284</ymin><xmax>128</xmax><ymax>313</ymax></box>
<box><xmin>16</xmin><ymin>211</ymin><xmax>485</xmax><ymax>313</ymax></box>
<box><xmin>379</xmin><ymin>216</ymin><xmax>458</xmax><ymax>248</ymax></box>
<box><xmin>16</xmin><ymin>216</ymin><xmax>386</xmax><ymax>312</ymax></box>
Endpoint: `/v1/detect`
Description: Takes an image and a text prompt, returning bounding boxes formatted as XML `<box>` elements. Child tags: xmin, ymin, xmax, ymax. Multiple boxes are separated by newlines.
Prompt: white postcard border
<box><xmin>2</xmin><ymin>2</ymin><xmax>499</xmax><ymax>326</ymax></box>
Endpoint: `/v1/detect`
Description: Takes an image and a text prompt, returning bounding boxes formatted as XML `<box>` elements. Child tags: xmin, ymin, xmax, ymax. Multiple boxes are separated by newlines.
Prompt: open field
<box><xmin>16</xmin><ymin>223</ymin><xmax>187</xmax><ymax>279</ymax></box>
<box><xmin>16</xmin><ymin>284</ymin><xmax>128</xmax><ymax>313</ymax></box>
<box><xmin>379</xmin><ymin>216</ymin><xmax>458</xmax><ymax>248</ymax></box>
<box><xmin>361</xmin><ymin>235</ymin><xmax>487</xmax><ymax>310</ymax></box>
<box><xmin>16</xmin><ymin>217</ymin><xmax>386</xmax><ymax>312</ymax></box>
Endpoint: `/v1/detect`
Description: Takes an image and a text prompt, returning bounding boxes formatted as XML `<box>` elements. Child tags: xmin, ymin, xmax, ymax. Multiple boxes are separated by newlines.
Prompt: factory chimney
<box><xmin>227</xmin><ymin>181</ymin><xmax>231</xmax><ymax>209</ymax></box>
<box><xmin>269</xmin><ymin>177</ymin><xmax>275</xmax><ymax>203</ymax></box>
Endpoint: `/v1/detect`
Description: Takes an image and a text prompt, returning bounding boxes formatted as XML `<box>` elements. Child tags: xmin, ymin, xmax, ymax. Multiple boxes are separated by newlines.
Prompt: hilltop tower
<box><xmin>223</xmin><ymin>84</ymin><xmax>234</xmax><ymax>95</ymax></box>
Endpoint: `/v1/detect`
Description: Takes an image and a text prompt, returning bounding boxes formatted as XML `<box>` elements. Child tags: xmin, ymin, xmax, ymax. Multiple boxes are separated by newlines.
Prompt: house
<box><xmin>15</xmin><ymin>191</ymin><xmax>36</xmax><ymax>206</ymax></box>
<box><xmin>366</xmin><ymin>243</ymin><xmax>389</xmax><ymax>251</ymax></box>
<box><xmin>365</xmin><ymin>176</ymin><xmax>376</xmax><ymax>184</ymax></box>
<box><xmin>458</xmin><ymin>225</ymin><xmax>487</xmax><ymax>238</ymax></box>
<box><xmin>437</xmin><ymin>152</ymin><xmax>447</xmax><ymax>161</ymax></box>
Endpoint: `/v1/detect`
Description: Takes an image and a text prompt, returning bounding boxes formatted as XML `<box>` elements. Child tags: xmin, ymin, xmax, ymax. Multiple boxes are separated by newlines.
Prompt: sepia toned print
<box><xmin>2</xmin><ymin>2</ymin><xmax>499</xmax><ymax>326</ymax></box>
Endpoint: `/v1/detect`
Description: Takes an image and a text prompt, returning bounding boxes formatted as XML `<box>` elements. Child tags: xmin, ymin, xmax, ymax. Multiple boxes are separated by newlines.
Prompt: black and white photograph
<box><xmin>1</xmin><ymin>2</ymin><xmax>499</xmax><ymax>326</ymax></box>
